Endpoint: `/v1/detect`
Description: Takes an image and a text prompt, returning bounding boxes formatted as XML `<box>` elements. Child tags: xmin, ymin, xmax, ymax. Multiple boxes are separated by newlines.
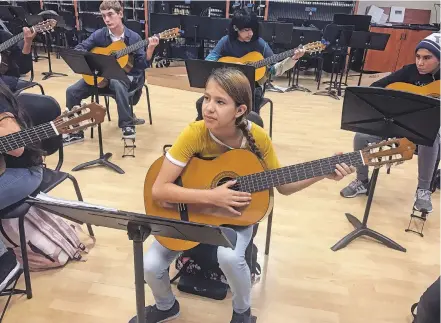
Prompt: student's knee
<box><xmin>217</xmin><ymin>247</ymin><xmax>246</xmax><ymax>273</ymax></box>
<box><xmin>143</xmin><ymin>253</ymin><xmax>167</xmax><ymax>282</ymax></box>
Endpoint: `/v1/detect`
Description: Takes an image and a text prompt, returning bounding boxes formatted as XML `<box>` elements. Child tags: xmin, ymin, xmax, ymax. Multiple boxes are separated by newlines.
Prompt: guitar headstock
<box><xmin>303</xmin><ymin>40</ymin><xmax>328</xmax><ymax>55</ymax></box>
<box><xmin>54</xmin><ymin>102</ymin><xmax>106</xmax><ymax>135</ymax></box>
<box><xmin>31</xmin><ymin>19</ymin><xmax>57</xmax><ymax>34</ymax></box>
<box><xmin>158</xmin><ymin>28</ymin><xmax>182</xmax><ymax>41</ymax></box>
<box><xmin>361</xmin><ymin>138</ymin><xmax>416</xmax><ymax>168</ymax></box>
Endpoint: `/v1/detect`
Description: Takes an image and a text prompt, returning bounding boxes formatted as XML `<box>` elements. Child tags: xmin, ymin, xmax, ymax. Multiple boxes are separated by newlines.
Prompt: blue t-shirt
<box><xmin>205</xmin><ymin>36</ymin><xmax>274</xmax><ymax>61</ymax></box>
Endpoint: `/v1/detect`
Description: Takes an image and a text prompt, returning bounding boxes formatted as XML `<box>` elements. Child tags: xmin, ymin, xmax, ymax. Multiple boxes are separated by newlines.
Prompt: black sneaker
<box><xmin>0</xmin><ymin>249</ymin><xmax>21</xmax><ymax>292</ymax></box>
<box><xmin>145</xmin><ymin>300</ymin><xmax>180</xmax><ymax>323</ymax></box>
<box><xmin>122</xmin><ymin>126</ymin><xmax>136</xmax><ymax>139</ymax></box>
<box><xmin>231</xmin><ymin>308</ymin><xmax>252</xmax><ymax>323</ymax></box>
<box><xmin>63</xmin><ymin>131</ymin><xmax>84</xmax><ymax>146</ymax></box>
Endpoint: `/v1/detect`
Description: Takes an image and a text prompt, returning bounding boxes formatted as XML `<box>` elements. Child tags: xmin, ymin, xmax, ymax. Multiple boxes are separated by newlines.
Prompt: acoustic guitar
<box><xmin>0</xmin><ymin>102</ymin><xmax>106</xmax><ymax>175</ymax></box>
<box><xmin>82</xmin><ymin>28</ymin><xmax>181</xmax><ymax>88</ymax></box>
<box><xmin>0</xmin><ymin>19</ymin><xmax>57</xmax><ymax>74</ymax></box>
<box><xmin>386</xmin><ymin>80</ymin><xmax>440</xmax><ymax>98</ymax></box>
<box><xmin>144</xmin><ymin>138</ymin><xmax>416</xmax><ymax>251</ymax></box>
<box><xmin>218</xmin><ymin>40</ymin><xmax>327</xmax><ymax>83</ymax></box>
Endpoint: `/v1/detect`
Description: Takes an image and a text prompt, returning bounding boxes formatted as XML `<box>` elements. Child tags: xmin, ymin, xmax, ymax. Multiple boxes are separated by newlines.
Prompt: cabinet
<box><xmin>364</xmin><ymin>27</ymin><xmax>433</xmax><ymax>73</ymax></box>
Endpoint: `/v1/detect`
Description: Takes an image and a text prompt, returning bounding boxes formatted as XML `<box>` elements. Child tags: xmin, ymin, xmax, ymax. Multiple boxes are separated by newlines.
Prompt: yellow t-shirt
<box><xmin>166</xmin><ymin>120</ymin><xmax>281</xmax><ymax>170</ymax></box>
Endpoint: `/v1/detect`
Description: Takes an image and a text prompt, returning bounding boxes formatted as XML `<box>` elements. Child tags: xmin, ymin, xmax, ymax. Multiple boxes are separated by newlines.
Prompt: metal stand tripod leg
<box><xmin>286</xmin><ymin>64</ymin><xmax>311</xmax><ymax>93</ymax></box>
<box><xmin>331</xmin><ymin>168</ymin><xmax>406</xmax><ymax>252</ymax></box>
<box><xmin>41</xmin><ymin>34</ymin><xmax>67</xmax><ymax>80</ymax></box>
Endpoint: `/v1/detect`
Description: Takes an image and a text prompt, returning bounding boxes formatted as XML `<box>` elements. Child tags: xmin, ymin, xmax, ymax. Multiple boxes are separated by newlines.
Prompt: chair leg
<box><xmin>18</xmin><ymin>214</ymin><xmax>32</xmax><ymax>299</ymax></box>
<box><xmin>145</xmin><ymin>84</ymin><xmax>152</xmax><ymax>125</ymax></box>
<box><xmin>67</xmin><ymin>174</ymin><xmax>95</xmax><ymax>237</ymax></box>
<box><xmin>37</xmin><ymin>83</ymin><xmax>45</xmax><ymax>95</ymax></box>
<box><xmin>269</xmin><ymin>100</ymin><xmax>273</xmax><ymax>139</ymax></box>
<box><xmin>105</xmin><ymin>96</ymin><xmax>111</xmax><ymax>121</ymax></box>
<box><xmin>265</xmin><ymin>210</ymin><xmax>273</xmax><ymax>256</ymax></box>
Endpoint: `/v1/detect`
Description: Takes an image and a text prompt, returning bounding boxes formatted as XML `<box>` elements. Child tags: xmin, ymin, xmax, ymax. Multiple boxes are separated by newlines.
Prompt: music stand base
<box><xmin>71</xmin><ymin>152</ymin><xmax>125</xmax><ymax>174</ymax></box>
<box><xmin>42</xmin><ymin>71</ymin><xmax>68</xmax><ymax>80</ymax></box>
<box><xmin>286</xmin><ymin>85</ymin><xmax>311</xmax><ymax>93</ymax></box>
<box><xmin>313</xmin><ymin>89</ymin><xmax>340</xmax><ymax>100</ymax></box>
<box><xmin>405</xmin><ymin>209</ymin><xmax>429</xmax><ymax>237</ymax></box>
<box><xmin>127</xmin><ymin>223</ymin><xmax>151</xmax><ymax>323</ymax></box>
<box><xmin>331</xmin><ymin>213</ymin><xmax>406</xmax><ymax>252</ymax></box>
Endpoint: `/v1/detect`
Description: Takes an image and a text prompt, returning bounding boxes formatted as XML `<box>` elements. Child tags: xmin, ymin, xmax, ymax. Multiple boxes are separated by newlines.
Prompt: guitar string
<box><xmin>0</xmin><ymin>123</ymin><xmax>58</xmax><ymax>153</ymax></box>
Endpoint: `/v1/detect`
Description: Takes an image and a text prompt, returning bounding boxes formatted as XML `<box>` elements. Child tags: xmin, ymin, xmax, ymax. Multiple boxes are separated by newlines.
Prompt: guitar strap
<box><xmin>174</xmin><ymin>176</ymin><xmax>189</xmax><ymax>221</ymax></box>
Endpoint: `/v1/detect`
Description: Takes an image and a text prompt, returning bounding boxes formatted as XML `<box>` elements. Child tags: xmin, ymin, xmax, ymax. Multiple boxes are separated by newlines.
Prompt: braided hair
<box><xmin>207</xmin><ymin>68</ymin><xmax>263</xmax><ymax>159</ymax></box>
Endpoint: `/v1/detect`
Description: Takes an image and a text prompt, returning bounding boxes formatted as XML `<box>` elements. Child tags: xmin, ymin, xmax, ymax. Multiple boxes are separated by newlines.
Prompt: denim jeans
<box><xmin>0</xmin><ymin>166</ymin><xmax>43</xmax><ymax>257</ymax></box>
<box><xmin>66</xmin><ymin>79</ymin><xmax>133</xmax><ymax>128</ymax></box>
<box><xmin>144</xmin><ymin>226</ymin><xmax>253</xmax><ymax>314</ymax></box>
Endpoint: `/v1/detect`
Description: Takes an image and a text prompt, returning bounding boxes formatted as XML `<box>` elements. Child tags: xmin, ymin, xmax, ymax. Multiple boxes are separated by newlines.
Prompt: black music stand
<box><xmin>287</xmin><ymin>27</ymin><xmax>322</xmax><ymax>93</ymax></box>
<box><xmin>314</xmin><ymin>24</ymin><xmax>353</xmax><ymax>100</ymax></box>
<box><xmin>349</xmin><ymin>31</ymin><xmax>390</xmax><ymax>86</ymax></box>
<box><xmin>60</xmin><ymin>48</ymin><xmax>129</xmax><ymax>174</ymax></box>
<box><xmin>27</xmin><ymin>198</ymin><xmax>237</xmax><ymax>323</ymax></box>
<box><xmin>27</xmin><ymin>14</ymin><xmax>68</xmax><ymax>79</ymax></box>
<box><xmin>332</xmin><ymin>86</ymin><xmax>440</xmax><ymax>252</ymax></box>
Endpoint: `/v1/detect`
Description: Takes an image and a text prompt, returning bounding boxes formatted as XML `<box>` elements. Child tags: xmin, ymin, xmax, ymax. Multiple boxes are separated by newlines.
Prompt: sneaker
<box><xmin>63</xmin><ymin>131</ymin><xmax>84</xmax><ymax>146</ymax></box>
<box><xmin>133</xmin><ymin>114</ymin><xmax>145</xmax><ymax>126</ymax></box>
<box><xmin>0</xmin><ymin>249</ymin><xmax>21</xmax><ymax>292</ymax></box>
<box><xmin>145</xmin><ymin>300</ymin><xmax>180</xmax><ymax>323</ymax></box>
<box><xmin>340</xmin><ymin>179</ymin><xmax>369</xmax><ymax>198</ymax></box>
<box><xmin>414</xmin><ymin>188</ymin><xmax>433</xmax><ymax>213</ymax></box>
<box><xmin>122</xmin><ymin>126</ymin><xmax>136</xmax><ymax>139</ymax></box>
<box><xmin>231</xmin><ymin>308</ymin><xmax>252</xmax><ymax>323</ymax></box>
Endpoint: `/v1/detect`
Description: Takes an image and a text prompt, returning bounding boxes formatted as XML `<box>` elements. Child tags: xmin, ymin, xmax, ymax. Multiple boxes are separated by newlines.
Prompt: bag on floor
<box><xmin>0</xmin><ymin>206</ymin><xmax>88</xmax><ymax>271</ymax></box>
<box><xmin>411</xmin><ymin>276</ymin><xmax>440</xmax><ymax>323</ymax></box>
<box><xmin>170</xmin><ymin>226</ymin><xmax>261</xmax><ymax>300</ymax></box>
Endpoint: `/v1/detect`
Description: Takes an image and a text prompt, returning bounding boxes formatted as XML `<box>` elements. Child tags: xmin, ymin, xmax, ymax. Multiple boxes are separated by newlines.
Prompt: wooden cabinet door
<box><xmin>395</xmin><ymin>29</ymin><xmax>433</xmax><ymax>70</ymax></box>
<box><xmin>364</xmin><ymin>27</ymin><xmax>404</xmax><ymax>73</ymax></box>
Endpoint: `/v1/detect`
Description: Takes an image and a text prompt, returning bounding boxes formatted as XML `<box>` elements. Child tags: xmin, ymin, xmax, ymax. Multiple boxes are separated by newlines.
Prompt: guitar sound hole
<box><xmin>217</xmin><ymin>177</ymin><xmax>240</xmax><ymax>191</ymax></box>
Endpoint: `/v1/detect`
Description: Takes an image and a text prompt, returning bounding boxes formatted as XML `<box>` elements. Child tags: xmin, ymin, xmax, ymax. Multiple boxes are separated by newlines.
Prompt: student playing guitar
<box><xmin>340</xmin><ymin>33</ymin><xmax>440</xmax><ymax>213</ymax></box>
<box><xmin>144</xmin><ymin>67</ymin><xmax>354</xmax><ymax>323</ymax></box>
<box><xmin>195</xmin><ymin>8</ymin><xmax>305</xmax><ymax>121</ymax></box>
<box><xmin>63</xmin><ymin>0</ymin><xmax>159</xmax><ymax>145</ymax></box>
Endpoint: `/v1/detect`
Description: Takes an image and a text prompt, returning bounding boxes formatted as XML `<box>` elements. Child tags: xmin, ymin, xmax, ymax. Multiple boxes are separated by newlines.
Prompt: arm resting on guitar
<box><xmin>74</xmin><ymin>30</ymin><xmax>99</xmax><ymax>52</ymax></box>
<box><xmin>371</xmin><ymin>65</ymin><xmax>411</xmax><ymax>88</ymax></box>
<box><xmin>152</xmin><ymin>158</ymin><xmax>215</xmax><ymax>205</ymax></box>
<box><xmin>0</xmin><ymin>113</ymin><xmax>24</xmax><ymax>157</ymax></box>
<box><xmin>205</xmin><ymin>37</ymin><xmax>227</xmax><ymax>61</ymax></box>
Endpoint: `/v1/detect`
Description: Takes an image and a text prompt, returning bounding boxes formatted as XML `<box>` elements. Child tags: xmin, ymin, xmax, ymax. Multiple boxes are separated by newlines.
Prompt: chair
<box><xmin>15</xmin><ymin>63</ymin><xmax>45</xmax><ymax>96</ymax></box>
<box><xmin>259</xmin><ymin>98</ymin><xmax>273</xmax><ymax>139</ymax></box>
<box><xmin>0</xmin><ymin>93</ymin><xmax>95</xmax><ymax>301</ymax></box>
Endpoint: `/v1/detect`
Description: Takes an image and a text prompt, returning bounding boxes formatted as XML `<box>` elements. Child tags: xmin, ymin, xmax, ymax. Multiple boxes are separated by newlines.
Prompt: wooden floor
<box><xmin>1</xmin><ymin>55</ymin><xmax>439</xmax><ymax>323</ymax></box>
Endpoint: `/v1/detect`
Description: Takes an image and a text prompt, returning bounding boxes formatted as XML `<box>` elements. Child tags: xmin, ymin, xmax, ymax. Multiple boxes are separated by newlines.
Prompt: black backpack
<box><xmin>411</xmin><ymin>276</ymin><xmax>440</xmax><ymax>323</ymax></box>
<box><xmin>170</xmin><ymin>225</ymin><xmax>261</xmax><ymax>300</ymax></box>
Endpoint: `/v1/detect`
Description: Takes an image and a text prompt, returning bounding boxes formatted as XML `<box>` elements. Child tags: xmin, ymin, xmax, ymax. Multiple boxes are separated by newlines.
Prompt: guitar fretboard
<box><xmin>0</xmin><ymin>32</ymin><xmax>25</xmax><ymax>53</ymax></box>
<box><xmin>0</xmin><ymin>122</ymin><xmax>57</xmax><ymax>154</ymax></box>
<box><xmin>250</xmin><ymin>48</ymin><xmax>298</xmax><ymax>69</ymax></box>
<box><xmin>236</xmin><ymin>152</ymin><xmax>364</xmax><ymax>193</ymax></box>
<box><xmin>115</xmin><ymin>38</ymin><xmax>150</xmax><ymax>58</ymax></box>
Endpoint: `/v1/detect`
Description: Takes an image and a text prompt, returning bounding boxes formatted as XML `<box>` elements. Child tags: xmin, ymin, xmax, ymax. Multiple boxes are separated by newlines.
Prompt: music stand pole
<box><xmin>41</xmin><ymin>32</ymin><xmax>68</xmax><ymax>80</ymax></box>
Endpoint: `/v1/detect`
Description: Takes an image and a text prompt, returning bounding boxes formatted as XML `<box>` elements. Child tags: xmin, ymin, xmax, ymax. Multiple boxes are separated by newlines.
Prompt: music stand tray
<box><xmin>333</xmin><ymin>86</ymin><xmax>440</xmax><ymax>252</ymax></box>
<box><xmin>60</xmin><ymin>48</ymin><xmax>130</xmax><ymax>174</ymax></box>
<box><xmin>27</xmin><ymin>197</ymin><xmax>237</xmax><ymax>323</ymax></box>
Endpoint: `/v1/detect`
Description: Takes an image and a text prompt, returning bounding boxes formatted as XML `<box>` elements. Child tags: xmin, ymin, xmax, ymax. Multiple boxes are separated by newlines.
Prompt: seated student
<box><xmin>340</xmin><ymin>33</ymin><xmax>440</xmax><ymax>213</ymax></box>
<box><xmin>0</xmin><ymin>27</ymin><xmax>37</xmax><ymax>92</ymax></box>
<box><xmin>143</xmin><ymin>67</ymin><xmax>355</xmax><ymax>323</ymax></box>
<box><xmin>195</xmin><ymin>8</ymin><xmax>305</xmax><ymax>120</ymax></box>
<box><xmin>63</xmin><ymin>0</ymin><xmax>159</xmax><ymax>145</ymax></box>
<box><xmin>0</xmin><ymin>82</ymin><xmax>43</xmax><ymax>295</ymax></box>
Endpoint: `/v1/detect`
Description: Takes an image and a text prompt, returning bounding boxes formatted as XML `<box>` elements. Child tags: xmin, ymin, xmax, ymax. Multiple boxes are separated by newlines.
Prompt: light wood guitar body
<box><xmin>144</xmin><ymin>150</ymin><xmax>273</xmax><ymax>251</ymax></box>
<box><xmin>82</xmin><ymin>41</ymin><xmax>132</xmax><ymax>88</ymax></box>
<box><xmin>219</xmin><ymin>52</ymin><xmax>267</xmax><ymax>82</ymax></box>
<box><xmin>386</xmin><ymin>80</ymin><xmax>440</xmax><ymax>98</ymax></box>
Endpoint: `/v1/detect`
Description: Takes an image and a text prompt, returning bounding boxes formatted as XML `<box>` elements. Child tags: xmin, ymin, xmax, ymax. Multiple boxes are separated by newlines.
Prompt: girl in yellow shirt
<box><xmin>143</xmin><ymin>68</ymin><xmax>354</xmax><ymax>323</ymax></box>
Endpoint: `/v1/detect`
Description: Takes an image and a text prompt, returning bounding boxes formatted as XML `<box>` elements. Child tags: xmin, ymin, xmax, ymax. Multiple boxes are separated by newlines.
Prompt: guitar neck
<box><xmin>252</xmin><ymin>48</ymin><xmax>297</xmax><ymax>69</ymax></box>
<box><xmin>0</xmin><ymin>122</ymin><xmax>57</xmax><ymax>154</ymax></box>
<box><xmin>0</xmin><ymin>32</ymin><xmax>25</xmax><ymax>53</ymax></box>
<box><xmin>237</xmin><ymin>152</ymin><xmax>364</xmax><ymax>193</ymax></box>
<box><xmin>115</xmin><ymin>38</ymin><xmax>150</xmax><ymax>58</ymax></box>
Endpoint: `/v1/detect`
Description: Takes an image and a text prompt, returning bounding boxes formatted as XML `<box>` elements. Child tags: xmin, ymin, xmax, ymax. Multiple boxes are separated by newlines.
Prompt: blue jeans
<box><xmin>144</xmin><ymin>226</ymin><xmax>253</xmax><ymax>314</ymax></box>
<box><xmin>0</xmin><ymin>166</ymin><xmax>43</xmax><ymax>256</ymax></box>
<box><xmin>66</xmin><ymin>79</ymin><xmax>133</xmax><ymax>128</ymax></box>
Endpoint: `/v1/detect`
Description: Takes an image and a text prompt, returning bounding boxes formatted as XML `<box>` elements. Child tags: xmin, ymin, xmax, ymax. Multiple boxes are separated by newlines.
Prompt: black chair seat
<box><xmin>39</xmin><ymin>168</ymin><xmax>69</xmax><ymax>193</ymax></box>
<box><xmin>0</xmin><ymin>202</ymin><xmax>32</xmax><ymax>220</ymax></box>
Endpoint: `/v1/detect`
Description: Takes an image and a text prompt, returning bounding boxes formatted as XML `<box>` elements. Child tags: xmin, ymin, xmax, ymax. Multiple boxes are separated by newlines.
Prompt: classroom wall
<box><xmin>356</xmin><ymin>0</ymin><xmax>439</xmax><ymax>23</ymax></box>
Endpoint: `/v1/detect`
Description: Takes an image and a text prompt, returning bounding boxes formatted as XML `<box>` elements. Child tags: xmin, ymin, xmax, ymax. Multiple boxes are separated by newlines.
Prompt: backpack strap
<box><xmin>170</xmin><ymin>259</ymin><xmax>192</xmax><ymax>284</ymax></box>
